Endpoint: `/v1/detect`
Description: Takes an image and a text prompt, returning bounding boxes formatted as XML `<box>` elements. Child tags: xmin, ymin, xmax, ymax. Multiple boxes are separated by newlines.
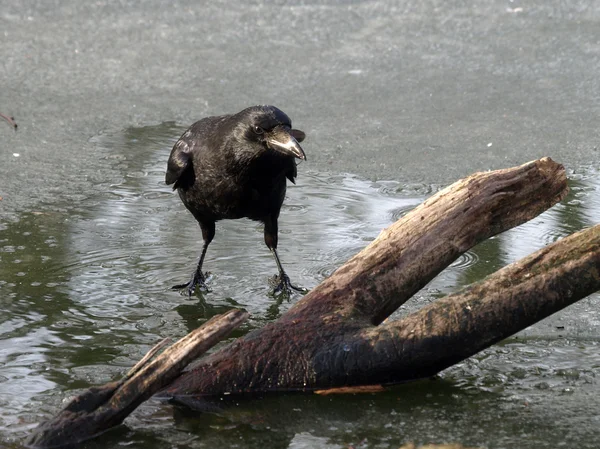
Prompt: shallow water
<box><xmin>1</xmin><ymin>123</ymin><xmax>600</xmax><ymax>448</ymax></box>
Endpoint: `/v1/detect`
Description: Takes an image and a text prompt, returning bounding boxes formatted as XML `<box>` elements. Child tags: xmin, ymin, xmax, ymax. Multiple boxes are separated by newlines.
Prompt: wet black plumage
<box><xmin>166</xmin><ymin>105</ymin><xmax>306</xmax><ymax>296</ymax></box>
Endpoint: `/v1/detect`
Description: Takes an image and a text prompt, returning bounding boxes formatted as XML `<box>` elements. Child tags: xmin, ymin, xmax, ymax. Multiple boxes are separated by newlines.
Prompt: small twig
<box><xmin>0</xmin><ymin>112</ymin><xmax>17</xmax><ymax>129</ymax></box>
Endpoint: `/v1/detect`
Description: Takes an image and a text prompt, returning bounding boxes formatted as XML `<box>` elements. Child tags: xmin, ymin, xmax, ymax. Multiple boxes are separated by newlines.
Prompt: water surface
<box><xmin>1</xmin><ymin>124</ymin><xmax>600</xmax><ymax>448</ymax></box>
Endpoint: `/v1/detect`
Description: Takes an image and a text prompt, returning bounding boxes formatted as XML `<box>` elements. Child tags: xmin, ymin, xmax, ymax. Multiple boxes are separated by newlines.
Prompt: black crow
<box><xmin>166</xmin><ymin>105</ymin><xmax>307</xmax><ymax>296</ymax></box>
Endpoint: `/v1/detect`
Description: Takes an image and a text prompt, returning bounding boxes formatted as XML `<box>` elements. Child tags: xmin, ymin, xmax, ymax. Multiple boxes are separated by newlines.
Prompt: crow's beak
<box><xmin>266</xmin><ymin>127</ymin><xmax>306</xmax><ymax>160</ymax></box>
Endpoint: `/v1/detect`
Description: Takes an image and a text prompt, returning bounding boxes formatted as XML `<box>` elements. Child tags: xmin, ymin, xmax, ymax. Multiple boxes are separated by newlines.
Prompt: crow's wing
<box><xmin>166</xmin><ymin>137</ymin><xmax>196</xmax><ymax>190</ymax></box>
<box><xmin>166</xmin><ymin>116</ymin><xmax>231</xmax><ymax>190</ymax></box>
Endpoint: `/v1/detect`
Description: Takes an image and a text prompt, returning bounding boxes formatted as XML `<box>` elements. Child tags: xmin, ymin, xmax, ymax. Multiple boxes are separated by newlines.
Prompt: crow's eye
<box><xmin>252</xmin><ymin>125</ymin><xmax>264</xmax><ymax>135</ymax></box>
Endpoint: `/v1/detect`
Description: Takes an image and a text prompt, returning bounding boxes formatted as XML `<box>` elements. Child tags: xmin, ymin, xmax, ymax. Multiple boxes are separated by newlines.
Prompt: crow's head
<box><xmin>235</xmin><ymin>105</ymin><xmax>306</xmax><ymax>160</ymax></box>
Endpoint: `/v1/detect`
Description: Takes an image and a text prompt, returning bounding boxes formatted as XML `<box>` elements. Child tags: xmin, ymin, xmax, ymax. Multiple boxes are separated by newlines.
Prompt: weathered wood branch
<box><xmin>292</xmin><ymin>156</ymin><xmax>567</xmax><ymax>327</ymax></box>
<box><xmin>323</xmin><ymin>223</ymin><xmax>600</xmax><ymax>386</ymax></box>
<box><xmin>26</xmin><ymin>309</ymin><xmax>248</xmax><ymax>448</ymax></box>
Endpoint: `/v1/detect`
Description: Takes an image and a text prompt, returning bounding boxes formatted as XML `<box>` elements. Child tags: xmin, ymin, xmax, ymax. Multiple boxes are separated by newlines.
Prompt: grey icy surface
<box><xmin>1</xmin><ymin>0</ymin><xmax>600</xmax><ymax>216</ymax></box>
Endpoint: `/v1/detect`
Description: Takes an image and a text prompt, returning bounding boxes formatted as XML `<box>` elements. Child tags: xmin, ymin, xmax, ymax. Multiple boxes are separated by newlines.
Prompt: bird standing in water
<box><xmin>166</xmin><ymin>105</ymin><xmax>306</xmax><ymax>297</ymax></box>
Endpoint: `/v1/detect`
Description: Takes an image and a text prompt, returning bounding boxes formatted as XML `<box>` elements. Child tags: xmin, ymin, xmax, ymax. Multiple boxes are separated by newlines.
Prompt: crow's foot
<box><xmin>172</xmin><ymin>271</ymin><xmax>211</xmax><ymax>297</ymax></box>
<box><xmin>270</xmin><ymin>273</ymin><xmax>307</xmax><ymax>298</ymax></box>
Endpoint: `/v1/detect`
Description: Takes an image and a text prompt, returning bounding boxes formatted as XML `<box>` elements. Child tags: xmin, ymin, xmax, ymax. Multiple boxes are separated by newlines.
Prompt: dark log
<box><xmin>160</xmin><ymin>157</ymin><xmax>581</xmax><ymax>397</ymax></box>
<box><xmin>26</xmin><ymin>309</ymin><xmax>248</xmax><ymax>449</ymax></box>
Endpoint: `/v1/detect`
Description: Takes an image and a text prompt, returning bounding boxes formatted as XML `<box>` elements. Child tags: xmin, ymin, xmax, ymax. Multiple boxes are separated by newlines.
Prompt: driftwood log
<box><xmin>28</xmin><ymin>157</ymin><xmax>600</xmax><ymax>448</ymax></box>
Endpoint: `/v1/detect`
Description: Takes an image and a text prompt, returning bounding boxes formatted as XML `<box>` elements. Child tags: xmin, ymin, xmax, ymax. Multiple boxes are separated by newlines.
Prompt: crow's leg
<box><xmin>172</xmin><ymin>242</ymin><xmax>210</xmax><ymax>296</ymax></box>
<box><xmin>264</xmin><ymin>216</ymin><xmax>306</xmax><ymax>296</ymax></box>
<box><xmin>173</xmin><ymin>221</ymin><xmax>215</xmax><ymax>297</ymax></box>
<box><xmin>269</xmin><ymin>247</ymin><xmax>307</xmax><ymax>296</ymax></box>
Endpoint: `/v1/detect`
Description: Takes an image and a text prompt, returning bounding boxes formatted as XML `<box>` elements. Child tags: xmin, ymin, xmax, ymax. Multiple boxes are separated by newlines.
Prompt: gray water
<box><xmin>1</xmin><ymin>123</ymin><xmax>600</xmax><ymax>448</ymax></box>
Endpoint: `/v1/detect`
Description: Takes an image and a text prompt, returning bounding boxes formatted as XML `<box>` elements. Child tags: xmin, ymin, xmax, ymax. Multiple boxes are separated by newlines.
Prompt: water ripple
<box><xmin>449</xmin><ymin>250</ymin><xmax>480</xmax><ymax>270</ymax></box>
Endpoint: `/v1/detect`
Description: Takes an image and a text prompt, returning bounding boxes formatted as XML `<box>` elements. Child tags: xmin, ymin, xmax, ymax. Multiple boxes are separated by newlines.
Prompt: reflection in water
<box><xmin>1</xmin><ymin>123</ymin><xmax>600</xmax><ymax>447</ymax></box>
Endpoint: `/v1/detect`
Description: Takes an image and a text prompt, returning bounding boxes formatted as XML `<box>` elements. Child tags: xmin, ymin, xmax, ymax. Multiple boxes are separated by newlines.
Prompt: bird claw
<box><xmin>270</xmin><ymin>273</ymin><xmax>307</xmax><ymax>298</ymax></box>
<box><xmin>172</xmin><ymin>271</ymin><xmax>211</xmax><ymax>297</ymax></box>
